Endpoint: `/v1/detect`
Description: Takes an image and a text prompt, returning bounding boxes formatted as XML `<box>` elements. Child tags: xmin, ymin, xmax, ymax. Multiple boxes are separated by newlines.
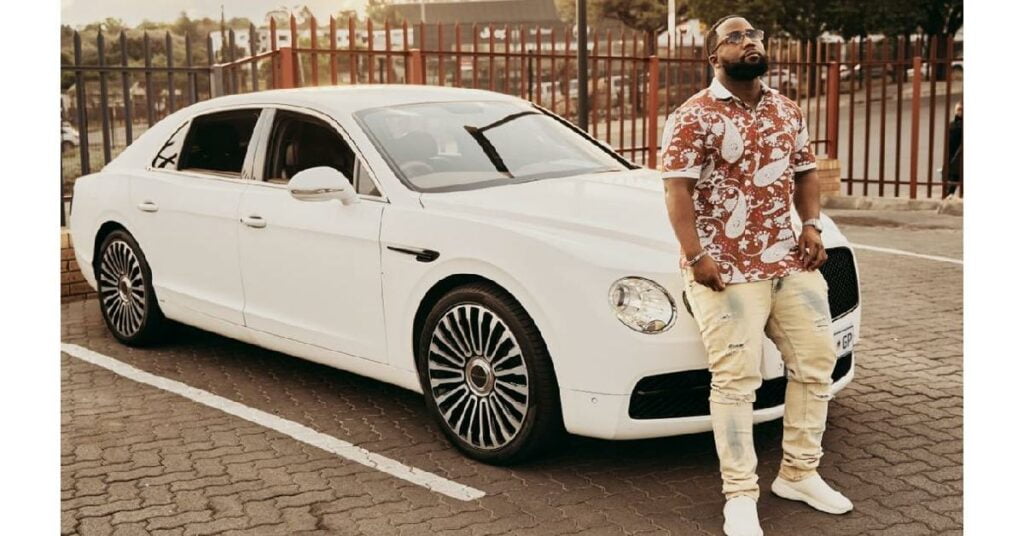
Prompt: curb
<box><xmin>823</xmin><ymin>195</ymin><xmax>962</xmax><ymax>216</ymax></box>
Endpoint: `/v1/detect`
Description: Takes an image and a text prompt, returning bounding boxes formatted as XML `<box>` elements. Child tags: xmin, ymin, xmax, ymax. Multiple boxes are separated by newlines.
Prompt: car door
<box><xmin>237</xmin><ymin>107</ymin><xmax>389</xmax><ymax>362</ymax></box>
<box><xmin>129</xmin><ymin>108</ymin><xmax>261</xmax><ymax>324</ymax></box>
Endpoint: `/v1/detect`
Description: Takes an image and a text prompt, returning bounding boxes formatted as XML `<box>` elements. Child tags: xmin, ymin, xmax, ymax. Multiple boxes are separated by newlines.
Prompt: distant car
<box><xmin>62</xmin><ymin>121</ymin><xmax>80</xmax><ymax>152</ymax></box>
<box><xmin>853</xmin><ymin>63</ymin><xmax>897</xmax><ymax>82</ymax></box>
<box><xmin>765</xmin><ymin>68</ymin><xmax>810</xmax><ymax>97</ymax></box>
<box><xmin>69</xmin><ymin>86</ymin><xmax>861</xmax><ymax>464</ymax></box>
<box><xmin>906</xmin><ymin>60</ymin><xmax>963</xmax><ymax>80</ymax></box>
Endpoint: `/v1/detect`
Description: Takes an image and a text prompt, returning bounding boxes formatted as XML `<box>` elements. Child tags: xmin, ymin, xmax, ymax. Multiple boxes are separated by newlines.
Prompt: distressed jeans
<box><xmin>682</xmin><ymin>269</ymin><xmax>838</xmax><ymax>501</ymax></box>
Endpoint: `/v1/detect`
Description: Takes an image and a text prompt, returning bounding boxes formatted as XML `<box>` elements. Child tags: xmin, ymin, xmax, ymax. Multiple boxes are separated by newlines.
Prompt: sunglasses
<box><xmin>712</xmin><ymin>29</ymin><xmax>765</xmax><ymax>53</ymax></box>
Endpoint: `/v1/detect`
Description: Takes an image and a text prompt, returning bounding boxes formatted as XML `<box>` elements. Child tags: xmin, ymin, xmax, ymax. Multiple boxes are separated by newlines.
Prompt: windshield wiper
<box><xmin>463</xmin><ymin>111</ymin><xmax>541</xmax><ymax>178</ymax></box>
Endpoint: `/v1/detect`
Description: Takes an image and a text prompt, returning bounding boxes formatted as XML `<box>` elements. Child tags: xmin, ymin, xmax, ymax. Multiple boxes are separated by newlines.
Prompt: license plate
<box><xmin>833</xmin><ymin>326</ymin><xmax>855</xmax><ymax>355</ymax></box>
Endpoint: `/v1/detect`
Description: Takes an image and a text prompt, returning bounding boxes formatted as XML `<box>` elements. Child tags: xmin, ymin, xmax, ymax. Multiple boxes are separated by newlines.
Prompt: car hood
<box><xmin>419</xmin><ymin>169</ymin><xmax>681</xmax><ymax>253</ymax></box>
<box><xmin>418</xmin><ymin>168</ymin><xmax>846</xmax><ymax>260</ymax></box>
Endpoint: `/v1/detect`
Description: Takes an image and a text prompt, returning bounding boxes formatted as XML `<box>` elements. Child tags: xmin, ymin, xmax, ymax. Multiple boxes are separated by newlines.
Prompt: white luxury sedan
<box><xmin>69</xmin><ymin>85</ymin><xmax>861</xmax><ymax>464</ymax></box>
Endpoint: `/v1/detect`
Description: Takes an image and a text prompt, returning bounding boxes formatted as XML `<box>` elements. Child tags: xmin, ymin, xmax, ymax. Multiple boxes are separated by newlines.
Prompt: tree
<box><xmin>556</xmin><ymin>0</ymin><xmax>689</xmax><ymax>51</ymax></box>
<box><xmin>367</xmin><ymin>0</ymin><xmax>401</xmax><ymax>25</ymax></box>
<box><xmin>686</xmin><ymin>0</ymin><xmax>784</xmax><ymax>38</ymax></box>
<box><xmin>554</xmin><ymin>0</ymin><xmax>609</xmax><ymax>27</ymax></box>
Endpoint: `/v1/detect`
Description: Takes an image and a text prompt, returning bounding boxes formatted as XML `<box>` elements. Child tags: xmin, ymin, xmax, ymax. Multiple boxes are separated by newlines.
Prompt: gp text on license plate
<box><xmin>833</xmin><ymin>325</ymin><xmax>854</xmax><ymax>355</ymax></box>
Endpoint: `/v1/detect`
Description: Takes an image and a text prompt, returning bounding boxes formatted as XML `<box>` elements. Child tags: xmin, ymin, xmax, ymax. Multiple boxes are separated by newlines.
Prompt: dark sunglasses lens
<box><xmin>747</xmin><ymin>29</ymin><xmax>764</xmax><ymax>41</ymax></box>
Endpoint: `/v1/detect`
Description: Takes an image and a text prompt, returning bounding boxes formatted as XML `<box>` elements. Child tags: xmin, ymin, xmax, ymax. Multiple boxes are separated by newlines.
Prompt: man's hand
<box><xmin>798</xmin><ymin>226</ymin><xmax>828</xmax><ymax>270</ymax></box>
<box><xmin>692</xmin><ymin>255</ymin><xmax>726</xmax><ymax>291</ymax></box>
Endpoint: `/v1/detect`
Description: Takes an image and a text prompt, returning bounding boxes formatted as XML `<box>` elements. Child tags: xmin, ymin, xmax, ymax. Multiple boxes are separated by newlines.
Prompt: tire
<box><xmin>416</xmin><ymin>283</ymin><xmax>564</xmax><ymax>465</ymax></box>
<box><xmin>96</xmin><ymin>230</ymin><xmax>167</xmax><ymax>346</ymax></box>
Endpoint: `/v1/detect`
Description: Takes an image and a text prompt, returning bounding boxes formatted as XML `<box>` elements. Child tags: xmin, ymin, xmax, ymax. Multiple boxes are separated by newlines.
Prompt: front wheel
<box><xmin>417</xmin><ymin>283</ymin><xmax>564</xmax><ymax>465</ymax></box>
<box><xmin>96</xmin><ymin>230</ymin><xmax>167</xmax><ymax>346</ymax></box>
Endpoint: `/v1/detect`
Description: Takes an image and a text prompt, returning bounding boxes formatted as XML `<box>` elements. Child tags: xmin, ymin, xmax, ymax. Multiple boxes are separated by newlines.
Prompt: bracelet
<box><xmin>683</xmin><ymin>250</ymin><xmax>707</xmax><ymax>268</ymax></box>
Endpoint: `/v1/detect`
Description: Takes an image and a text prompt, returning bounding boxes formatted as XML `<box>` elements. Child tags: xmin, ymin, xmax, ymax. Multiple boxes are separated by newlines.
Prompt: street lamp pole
<box><xmin>577</xmin><ymin>0</ymin><xmax>588</xmax><ymax>131</ymax></box>
<box><xmin>668</xmin><ymin>0</ymin><xmax>676</xmax><ymax>53</ymax></box>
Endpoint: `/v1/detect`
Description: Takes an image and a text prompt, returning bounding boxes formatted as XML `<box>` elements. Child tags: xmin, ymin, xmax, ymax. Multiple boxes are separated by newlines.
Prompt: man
<box><xmin>661</xmin><ymin>15</ymin><xmax>853</xmax><ymax>536</ymax></box>
<box><xmin>945</xmin><ymin>101</ymin><xmax>963</xmax><ymax>198</ymax></box>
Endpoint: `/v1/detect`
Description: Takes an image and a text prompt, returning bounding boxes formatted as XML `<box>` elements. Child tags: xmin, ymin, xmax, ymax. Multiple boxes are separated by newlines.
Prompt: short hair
<box><xmin>705</xmin><ymin>14</ymin><xmax>745</xmax><ymax>58</ymax></box>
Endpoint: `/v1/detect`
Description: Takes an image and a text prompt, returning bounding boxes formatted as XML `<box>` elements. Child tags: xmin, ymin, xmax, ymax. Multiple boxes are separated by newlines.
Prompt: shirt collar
<box><xmin>709</xmin><ymin>77</ymin><xmax>774</xmax><ymax>103</ymax></box>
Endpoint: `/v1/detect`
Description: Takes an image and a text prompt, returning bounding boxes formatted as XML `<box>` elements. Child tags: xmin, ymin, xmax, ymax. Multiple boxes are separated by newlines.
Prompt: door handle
<box><xmin>240</xmin><ymin>215</ymin><xmax>267</xmax><ymax>229</ymax></box>
<box><xmin>137</xmin><ymin>201</ymin><xmax>159</xmax><ymax>213</ymax></box>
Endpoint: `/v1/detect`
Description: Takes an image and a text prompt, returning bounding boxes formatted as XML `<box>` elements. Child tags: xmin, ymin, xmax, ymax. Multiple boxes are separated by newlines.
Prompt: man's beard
<box><xmin>722</xmin><ymin>54</ymin><xmax>769</xmax><ymax>81</ymax></box>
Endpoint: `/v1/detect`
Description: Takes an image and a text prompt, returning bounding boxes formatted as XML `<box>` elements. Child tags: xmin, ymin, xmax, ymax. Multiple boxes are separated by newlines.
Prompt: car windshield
<box><xmin>355</xmin><ymin>100</ymin><xmax>633</xmax><ymax>192</ymax></box>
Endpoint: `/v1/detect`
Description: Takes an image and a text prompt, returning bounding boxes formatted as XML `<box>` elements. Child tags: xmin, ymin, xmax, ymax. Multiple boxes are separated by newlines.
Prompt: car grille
<box><xmin>820</xmin><ymin>247</ymin><xmax>860</xmax><ymax>319</ymax></box>
<box><xmin>628</xmin><ymin>352</ymin><xmax>853</xmax><ymax>420</ymax></box>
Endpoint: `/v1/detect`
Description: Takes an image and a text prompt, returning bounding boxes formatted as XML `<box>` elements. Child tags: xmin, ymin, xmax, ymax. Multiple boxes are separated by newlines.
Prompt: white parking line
<box><xmin>850</xmin><ymin>243</ymin><xmax>963</xmax><ymax>265</ymax></box>
<box><xmin>61</xmin><ymin>343</ymin><xmax>486</xmax><ymax>502</ymax></box>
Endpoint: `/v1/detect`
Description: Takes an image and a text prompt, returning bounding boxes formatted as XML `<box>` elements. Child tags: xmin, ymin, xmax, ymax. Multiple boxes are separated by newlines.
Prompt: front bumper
<box><xmin>559</xmin><ymin>246</ymin><xmax>861</xmax><ymax>440</ymax></box>
<box><xmin>563</xmin><ymin>352</ymin><xmax>855</xmax><ymax>440</ymax></box>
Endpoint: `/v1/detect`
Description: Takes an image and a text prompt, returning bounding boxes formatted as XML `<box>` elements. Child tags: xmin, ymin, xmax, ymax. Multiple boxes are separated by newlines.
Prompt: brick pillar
<box><xmin>817</xmin><ymin>158</ymin><xmax>842</xmax><ymax>198</ymax></box>
<box><xmin>61</xmin><ymin>229</ymin><xmax>95</xmax><ymax>303</ymax></box>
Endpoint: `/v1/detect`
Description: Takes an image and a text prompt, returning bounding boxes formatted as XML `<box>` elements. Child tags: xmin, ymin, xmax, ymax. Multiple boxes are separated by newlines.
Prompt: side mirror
<box><xmin>288</xmin><ymin>166</ymin><xmax>360</xmax><ymax>205</ymax></box>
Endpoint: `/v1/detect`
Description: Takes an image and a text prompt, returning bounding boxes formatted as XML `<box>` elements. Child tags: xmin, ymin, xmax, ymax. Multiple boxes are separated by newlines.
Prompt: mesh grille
<box><xmin>628</xmin><ymin>353</ymin><xmax>853</xmax><ymax>420</ymax></box>
<box><xmin>820</xmin><ymin>247</ymin><xmax>860</xmax><ymax>319</ymax></box>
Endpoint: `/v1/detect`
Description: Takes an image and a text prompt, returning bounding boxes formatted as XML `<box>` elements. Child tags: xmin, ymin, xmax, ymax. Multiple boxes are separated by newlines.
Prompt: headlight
<box><xmin>608</xmin><ymin>277</ymin><xmax>676</xmax><ymax>334</ymax></box>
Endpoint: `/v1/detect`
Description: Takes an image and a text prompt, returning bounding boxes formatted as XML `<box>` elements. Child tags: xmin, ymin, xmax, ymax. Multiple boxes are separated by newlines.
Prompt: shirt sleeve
<box><xmin>790</xmin><ymin>109</ymin><xmax>817</xmax><ymax>173</ymax></box>
<box><xmin>660</xmin><ymin>108</ymin><xmax>706</xmax><ymax>180</ymax></box>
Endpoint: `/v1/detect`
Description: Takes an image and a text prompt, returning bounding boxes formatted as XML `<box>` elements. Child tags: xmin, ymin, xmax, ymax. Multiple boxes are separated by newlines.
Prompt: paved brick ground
<box><xmin>61</xmin><ymin>213</ymin><xmax>962</xmax><ymax>535</ymax></box>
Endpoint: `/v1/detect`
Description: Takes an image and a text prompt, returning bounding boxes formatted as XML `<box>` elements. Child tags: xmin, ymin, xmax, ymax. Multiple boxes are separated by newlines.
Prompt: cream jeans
<box><xmin>682</xmin><ymin>269</ymin><xmax>838</xmax><ymax>501</ymax></box>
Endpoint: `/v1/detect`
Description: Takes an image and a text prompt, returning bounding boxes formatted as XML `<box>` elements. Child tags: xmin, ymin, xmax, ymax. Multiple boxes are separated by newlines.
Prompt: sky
<box><xmin>61</xmin><ymin>0</ymin><xmax>369</xmax><ymax>27</ymax></box>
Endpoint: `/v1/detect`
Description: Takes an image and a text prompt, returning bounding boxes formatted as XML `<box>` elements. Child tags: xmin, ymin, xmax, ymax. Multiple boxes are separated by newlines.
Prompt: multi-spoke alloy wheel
<box><xmin>99</xmin><ymin>239</ymin><xmax>146</xmax><ymax>338</ymax></box>
<box><xmin>96</xmin><ymin>230</ymin><xmax>166</xmax><ymax>346</ymax></box>
<box><xmin>427</xmin><ymin>303</ymin><xmax>530</xmax><ymax>451</ymax></box>
<box><xmin>418</xmin><ymin>284</ymin><xmax>563</xmax><ymax>464</ymax></box>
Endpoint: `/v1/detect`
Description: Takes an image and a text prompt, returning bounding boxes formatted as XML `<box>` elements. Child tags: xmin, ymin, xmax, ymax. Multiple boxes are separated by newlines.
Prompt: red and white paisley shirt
<box><xmin>661</xmin><ymin>78</ymin><xmax>817</xmax><ymax>284</ymax></box>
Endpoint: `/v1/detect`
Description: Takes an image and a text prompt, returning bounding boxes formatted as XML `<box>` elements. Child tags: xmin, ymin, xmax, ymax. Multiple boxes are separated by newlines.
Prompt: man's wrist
<box><xmin>802</xmin><ymin>218</ymin><xmax>823</xmax><ymax>232</ymax></box>
<box><xmin>683</xmin><ymin>250</ymin><xmax>708</xmax><ymax>268</ymax></box>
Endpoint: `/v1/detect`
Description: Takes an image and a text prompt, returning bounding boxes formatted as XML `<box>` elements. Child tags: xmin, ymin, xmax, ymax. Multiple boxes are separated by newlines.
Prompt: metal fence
<box><xmin>61</xmin><ymin>18</ymin><xmax>963</xmax><ymax>224</ymax></box>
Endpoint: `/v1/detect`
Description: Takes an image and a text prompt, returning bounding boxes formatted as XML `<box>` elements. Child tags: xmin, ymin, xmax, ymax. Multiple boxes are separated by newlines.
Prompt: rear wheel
<box><xmin>96</xmin><ymin>230</ymin><xmax>166</xmax><ymax>346</ymax></box>
<box><xmin>417</xmin><ymin>283</ymin><xmax>563</xmax><ymax>465</ymax></box>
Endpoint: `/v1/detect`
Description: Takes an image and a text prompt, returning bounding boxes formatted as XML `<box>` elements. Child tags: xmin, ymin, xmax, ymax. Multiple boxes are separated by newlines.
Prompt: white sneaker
<box><xmin>723</xmin><ymin>496</ymin><xmax>763</xmax><ymax>536</ymax></box>
<box><xmin>771</xmin><ymin>474</ymin><xmax>853</xmax><ymax>514</ymax></box>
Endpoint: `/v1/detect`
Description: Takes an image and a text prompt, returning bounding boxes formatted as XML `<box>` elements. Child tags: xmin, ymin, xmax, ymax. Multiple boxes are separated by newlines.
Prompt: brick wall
<box><xmin>62</xmin><ymin>229</ymin><xmax>95</xmax><ymax>303</ymax></box>
<box><xmin>817</xmin><ymin>158</ymin><xmax>842</xmax><ymax>197</ymax></box>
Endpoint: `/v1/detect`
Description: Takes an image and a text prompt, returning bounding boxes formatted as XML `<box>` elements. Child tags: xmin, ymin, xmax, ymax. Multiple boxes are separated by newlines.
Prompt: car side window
<box><xmin>355</xmin><ymin>160</ymin><xmax>381</xmax><ymax>196</ymax></box>
<box><xmin>151</xmin><ymin>120</ymin><xmax>190</xmax><ymax>169</ymax></box>
<box><xmin>264</xmin><ymin>111</ymin><xmax>356</xmax><ymax>185</ymax></box>
<box><xmin>178</xmin><ymin>109</ymin><xmax>260</xmax><ymax>175</ymax></box>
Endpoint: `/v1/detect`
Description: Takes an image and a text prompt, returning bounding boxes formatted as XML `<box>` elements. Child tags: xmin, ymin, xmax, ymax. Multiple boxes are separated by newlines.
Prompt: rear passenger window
<box><xmin>179</xmin><ymin>109</ymin><xmax>260</xmax><ymax>175</ymax></box>
<box><xmin>152</xmin><ymin>120</ymin><xmax>190</xmax><ymax>169</ymax></box>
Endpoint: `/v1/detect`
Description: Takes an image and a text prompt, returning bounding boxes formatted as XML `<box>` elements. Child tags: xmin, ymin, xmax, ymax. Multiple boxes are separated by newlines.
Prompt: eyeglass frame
<box><xmin>709</xmin><ymin>28</ymin><xmax>766</xmax><ymax>55</ymax></box>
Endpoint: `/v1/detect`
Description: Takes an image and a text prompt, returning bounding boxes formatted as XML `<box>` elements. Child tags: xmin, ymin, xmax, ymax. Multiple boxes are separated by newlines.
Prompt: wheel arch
<box><xmin>410</xmin><ymin>273</ymin><xmax>562</xmax><ymax>392</ymax></box>
<box><xmin>92</xmin><ymin>220</ymin><xmax>132</xmax><ymax>273</ymax></box>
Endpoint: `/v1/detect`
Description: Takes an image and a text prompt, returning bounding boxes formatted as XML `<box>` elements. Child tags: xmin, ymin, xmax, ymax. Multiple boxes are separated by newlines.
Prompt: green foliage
<box><xmin>555</xmin><ymin>0</ymin><xmax>689</xmax><ymax>33</ymax></box>
<box><xmin>687</xmin><ymin>0</ymin><xmax>963</xmax><ymax>39</ymax></box>
<box><xmin>367</xmin><ymin>0</ymin><xmax>400</xmax><ymax>25</ymax></box>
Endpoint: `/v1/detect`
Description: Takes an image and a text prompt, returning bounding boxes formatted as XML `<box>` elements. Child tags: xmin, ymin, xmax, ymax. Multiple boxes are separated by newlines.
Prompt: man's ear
<box><xmin>707</xmin><ymin>54</ymin><xmax>718</xmax><ymax>70</ymax></box>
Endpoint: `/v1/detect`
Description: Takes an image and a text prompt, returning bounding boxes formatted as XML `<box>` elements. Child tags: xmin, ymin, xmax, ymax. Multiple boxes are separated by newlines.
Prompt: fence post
<box><xmin>277</xmin><ymin>47</ymin><xmax>296</xmax><ymax>88</ymax></box>
<box><xmin>210</xmin><ymin>65</ymin><xmax>226</xmax><ymax>97</ymax></box>
<box><xmin>909</xmin><ymin>55</ymin><xmax>922</xmax><ymax>200</ymax></box>
<box><xmin>826</xmin><ymin>61</ymin><xmax>840</xmax><ymax>159</ymax></box>
<box><xmin>408</xmin><ymin>49</ymin><xmax>425</xmax><ymax>84</ymax></box>
<box><xmin>646</xmin><ymin>55</ymin><xmax>660</xmax><ymax>169</ymax></box>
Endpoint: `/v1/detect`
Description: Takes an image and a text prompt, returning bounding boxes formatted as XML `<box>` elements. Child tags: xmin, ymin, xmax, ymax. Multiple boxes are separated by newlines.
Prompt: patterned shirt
<box><xmin>661</xmin><ymin>77</ymin><xmax>817</xmax><ymax>284</ymax></box>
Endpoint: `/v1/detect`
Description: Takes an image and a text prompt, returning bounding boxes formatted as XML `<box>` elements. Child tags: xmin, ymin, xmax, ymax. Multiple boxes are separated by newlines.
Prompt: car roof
<box><xmin>191</xmin><ymin>85</ymin><xmax>523</xmax><ymax>115</ymax></box>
